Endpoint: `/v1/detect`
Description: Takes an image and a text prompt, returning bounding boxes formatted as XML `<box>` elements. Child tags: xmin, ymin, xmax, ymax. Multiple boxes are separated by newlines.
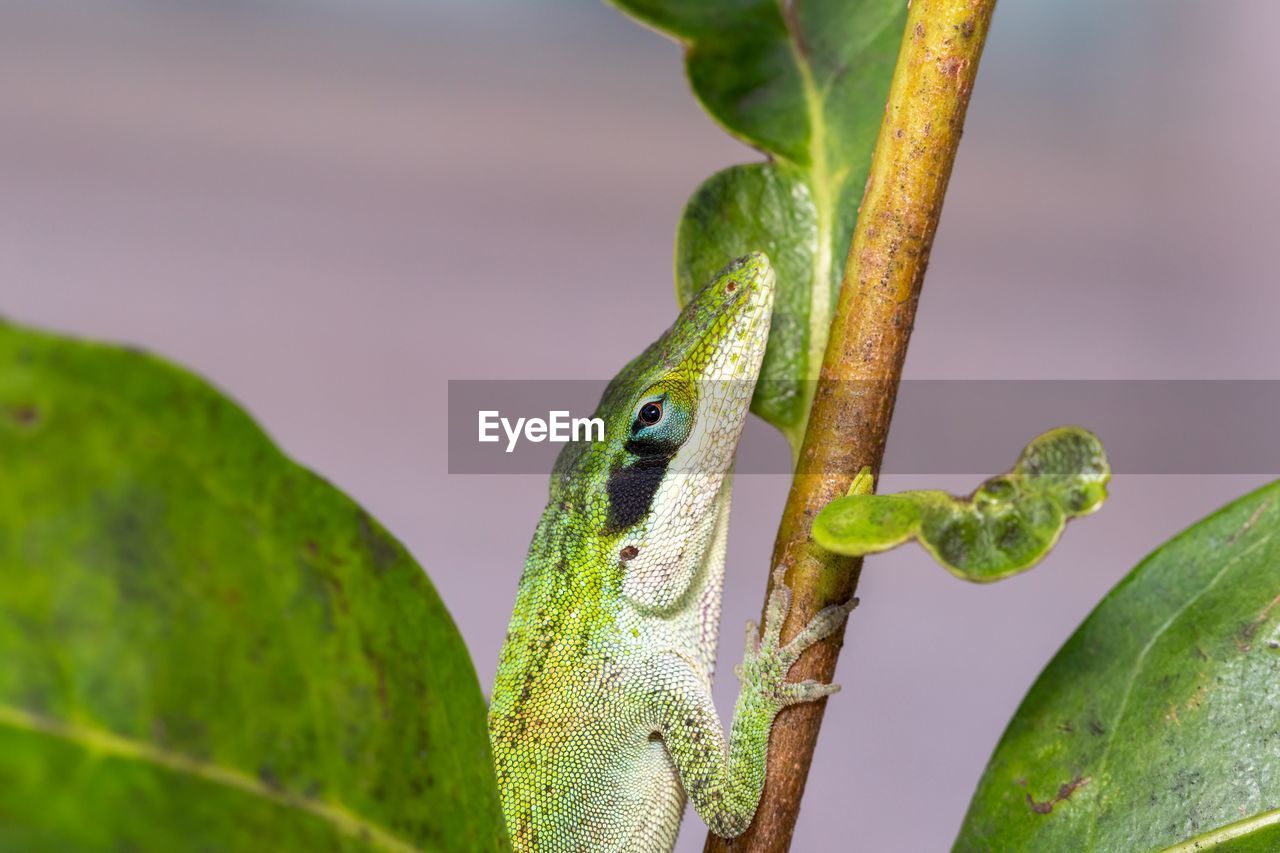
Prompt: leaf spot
<box><xmin>1229</xmin><ymin>498</ymin><xmax>1274</xmax><ymax>544</ymax></box>
<box><xmin>1236</xmin><ymin>591</ymin><xmax>1280</xmax><ymax>652</ymax></box>
<box><xmin>1025</xmin><ymin>775</ymin><xmax>1091</xmax><ymax>815</ymax></box>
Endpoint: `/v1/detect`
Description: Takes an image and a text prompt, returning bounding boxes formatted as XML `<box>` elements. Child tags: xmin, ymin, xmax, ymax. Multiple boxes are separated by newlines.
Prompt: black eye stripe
<box><xmin>605</xmin><ymin>459</ymin><xmax>668</xmax><ymax>532</ymax></box>
<box><xmin>624</xmin><ymin>437</ymin><xmax>675</xmax><ymax>457</ymax></box>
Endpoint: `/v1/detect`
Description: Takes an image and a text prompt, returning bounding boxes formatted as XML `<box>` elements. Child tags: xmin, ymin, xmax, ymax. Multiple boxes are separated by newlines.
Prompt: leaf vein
<box><xmin>1083</xmin><ymin>530</ymin><xmax>1275</xmax><ymax>850</ymax></box>
<box><xmin>0</xmin><ymin>704</ymin><xmax>420</xmax><ymax>853</ymax></box>
<box><xmin>1157</xmin><ymin>804</ymin><xmax>1280</xmax><ymax>851</ymax></box>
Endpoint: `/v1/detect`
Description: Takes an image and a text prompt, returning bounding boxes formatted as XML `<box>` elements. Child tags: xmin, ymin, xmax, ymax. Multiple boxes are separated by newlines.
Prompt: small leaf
<box><xmin>812</xmin><ymin>427</ymin><xmax>1110</xmax><ymax>582</ymax></box>
<box><xmin>955</xmin><ymin>479</ymin><xmax>1280</xmax><ymax>851</ymax></box>
<box><xmin>609</xmin><ymin>0</ymin><xmax>907</xmax><ymax>447</ymax></box>
<box><xmin>0</xmin><ymin>321</ymin><xmax>508</xmax><ymax>851</ymax></box>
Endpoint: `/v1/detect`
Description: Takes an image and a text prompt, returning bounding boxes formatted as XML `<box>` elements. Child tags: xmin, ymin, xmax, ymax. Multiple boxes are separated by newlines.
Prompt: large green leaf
<box><xmin>0</xmin><ymin>321</ymin><xmax>507</xmax><ymax>851</ymax></box>
<box><xmin>608</xmin><ymin>0</ymin><xmax>906</xmax><ymax>447</ymax></box>
<box><xmin>956</xmin><ymin>480</ymin><xmax>1280</xmax><ymax>852</ymax></box>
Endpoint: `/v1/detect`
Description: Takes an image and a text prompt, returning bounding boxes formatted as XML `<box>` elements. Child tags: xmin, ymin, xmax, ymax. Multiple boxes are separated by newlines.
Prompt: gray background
<box><xmin>2</xmin><ymin>1</ymin><xmax>1277</xmax><ymax>849</ymax></box>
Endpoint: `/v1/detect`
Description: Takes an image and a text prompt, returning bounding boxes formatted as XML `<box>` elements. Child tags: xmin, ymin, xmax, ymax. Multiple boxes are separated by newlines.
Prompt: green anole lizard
<box><xmin>489</xmin><ymin>254</ymin><xmax>856</xmax><ymax>851</ymax></box>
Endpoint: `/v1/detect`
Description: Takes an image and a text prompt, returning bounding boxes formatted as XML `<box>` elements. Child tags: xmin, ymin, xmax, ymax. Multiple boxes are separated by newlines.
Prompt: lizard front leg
<box><xmin>649</xmin><ymin>570</ymin><xmax>857</xmax><ymax>838</ymax></box>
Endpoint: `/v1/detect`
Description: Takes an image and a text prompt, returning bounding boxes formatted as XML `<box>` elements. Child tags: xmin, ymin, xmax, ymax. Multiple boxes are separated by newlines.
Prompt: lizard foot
<box><xmin>735</xmin><ymin>567</ymin><xmax>857</xmax><ymax>709</ymax></box>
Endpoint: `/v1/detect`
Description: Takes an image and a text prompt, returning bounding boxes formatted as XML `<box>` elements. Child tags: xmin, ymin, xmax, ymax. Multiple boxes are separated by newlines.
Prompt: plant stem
<box><xmin>704</xmin><ymin>1</ymin><xmax>997</xmax><ymax>849</ymax></box>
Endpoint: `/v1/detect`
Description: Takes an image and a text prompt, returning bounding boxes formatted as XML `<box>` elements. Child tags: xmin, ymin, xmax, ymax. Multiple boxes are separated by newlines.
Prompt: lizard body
<box><xmin>489</xmin><ymin>254</ymin><xmax>854</xmax><ymax>852</ymax></box>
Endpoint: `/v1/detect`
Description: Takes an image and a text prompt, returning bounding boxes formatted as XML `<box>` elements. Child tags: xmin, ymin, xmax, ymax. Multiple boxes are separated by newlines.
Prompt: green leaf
<box><xmin>0</xmin><ymin>321</ymin><xmax>508</xmax><ymax>851</ymax></box>
<box><xmin>609</xmin><ymin>0</ymin><xmax>907</xmax><ymax>447</ymax></box>
<box><xmin>813</xmin><ymin>427</ymin><xmax>1110</xmax><ymax>582</ymax></box>
<box><xmin>955</xmin><ymin>479</ymin><xmax>1280</xmax><ymax>852</ymax></box>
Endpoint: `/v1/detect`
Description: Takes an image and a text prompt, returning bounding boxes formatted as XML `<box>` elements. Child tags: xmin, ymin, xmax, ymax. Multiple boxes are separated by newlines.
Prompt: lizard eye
<box><xmin>637</xmin><ymin>401</ymin><xmax>664</xmax><ymax>426</ymax></box>
<box><xmin>625</xmin><ymin>391</ymin><xmax>690</xmax><ymax>457</ymax></box>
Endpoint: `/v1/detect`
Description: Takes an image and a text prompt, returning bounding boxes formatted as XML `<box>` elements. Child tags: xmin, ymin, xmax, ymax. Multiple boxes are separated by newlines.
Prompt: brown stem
<box><xmin>704</xmin><ymin>1</ymin><xmax>997</xmax><ymax>850</ymax></box>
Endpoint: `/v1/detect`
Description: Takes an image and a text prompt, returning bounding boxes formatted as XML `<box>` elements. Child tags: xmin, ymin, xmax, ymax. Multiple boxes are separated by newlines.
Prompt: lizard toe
<box><xmin>782</xmin><ymin>599</ymin><xmax>856</xmax><ymax>656</ymax></box>
<box><xmin>762</xmin><ymin>584</ymin><xmax>791</xmax><ymax>649</ymax></box>
<box><xmin>781</xmin><ymin>679</ymin><xmax>841</xmax><ymax>705</ymax></box>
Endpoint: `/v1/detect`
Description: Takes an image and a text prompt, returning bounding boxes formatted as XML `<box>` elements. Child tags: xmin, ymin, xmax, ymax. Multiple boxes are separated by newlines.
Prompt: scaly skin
<box><xmin>489</xmin><ymin>254</ymin><xmax>856</xmax><ymax>852</ymax></box>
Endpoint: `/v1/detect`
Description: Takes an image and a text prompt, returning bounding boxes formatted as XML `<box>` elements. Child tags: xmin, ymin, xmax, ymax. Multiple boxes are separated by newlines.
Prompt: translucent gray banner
<box><xmin>447</xmin><ymin>380</ymin><xmax>1280</xmax><ymax>475</ymax></box>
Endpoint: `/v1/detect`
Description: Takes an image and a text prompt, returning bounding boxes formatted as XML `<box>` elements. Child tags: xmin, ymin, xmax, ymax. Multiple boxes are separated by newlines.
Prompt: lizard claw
<box><xmin>739</xmin><ymin>567</ymin><xmax>857</xmax><ymax>710</ymax></box>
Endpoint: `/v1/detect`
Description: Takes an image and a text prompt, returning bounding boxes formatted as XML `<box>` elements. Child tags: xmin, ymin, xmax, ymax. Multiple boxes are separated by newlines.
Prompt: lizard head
<box><xmin>551</xmin><ymin>252</ymin><xmax>775</xmax><ymax>610</ymax></box>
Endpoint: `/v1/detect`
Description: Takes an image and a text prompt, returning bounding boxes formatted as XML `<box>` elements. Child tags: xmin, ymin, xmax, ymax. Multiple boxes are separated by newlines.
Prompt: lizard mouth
<box><xmin>688</xmin><ymin>252</ymin><xmax>775</xmax><ymax>387</ymax></box>
<box><xmin>663</xmin><ymin>253</ymin><xmax>775</xmax><ymax>476</ymax></box>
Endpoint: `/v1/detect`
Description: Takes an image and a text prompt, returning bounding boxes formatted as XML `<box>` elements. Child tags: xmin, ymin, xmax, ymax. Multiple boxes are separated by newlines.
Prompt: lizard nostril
<box><xmin>725</xmin><ymin>280</ymin><xmax>737</xmax><ymax>292</ymax></box>
<box><xmin>619</xmin><ymin>545</ymin><xmax>640</xmax><ymax>562</ymax></box>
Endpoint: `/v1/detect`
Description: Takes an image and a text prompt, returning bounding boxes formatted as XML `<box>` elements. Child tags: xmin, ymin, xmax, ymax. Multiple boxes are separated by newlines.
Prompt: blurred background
<box><xmin>2</xmin><ymin>0</ymin><xmax>1277</xmax><ymax>849</ymax></box>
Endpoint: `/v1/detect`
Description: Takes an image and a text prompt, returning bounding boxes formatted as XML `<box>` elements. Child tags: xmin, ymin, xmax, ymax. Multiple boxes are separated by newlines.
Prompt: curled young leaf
<box><xmin>811</xmin><ymin>427</ymin><xmax>1110</xmax><ymax>582</ymax></box>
